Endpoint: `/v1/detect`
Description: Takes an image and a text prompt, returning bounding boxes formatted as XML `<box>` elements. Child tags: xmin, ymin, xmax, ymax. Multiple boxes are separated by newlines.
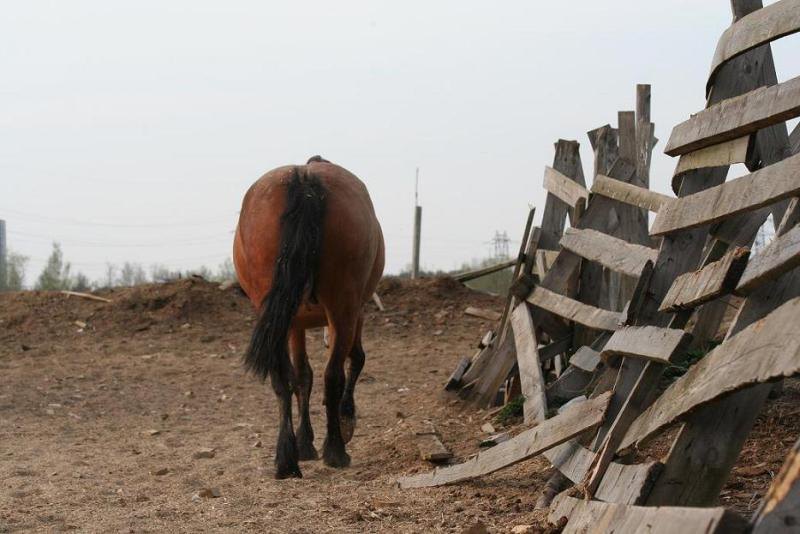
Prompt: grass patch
<box><xmin>495</xmin><ymin>395</ymin><xmax>525</xmax><ymax>426</ymax></box>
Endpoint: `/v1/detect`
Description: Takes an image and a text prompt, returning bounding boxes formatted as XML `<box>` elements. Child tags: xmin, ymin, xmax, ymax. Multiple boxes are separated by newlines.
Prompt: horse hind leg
<box><xmin>321</xmin><ymin>313</ymin><xmax>358</xmax><ymax>468</ymax></box>
<box><xmin>290</xmin><ymin>328</ymin><xmax>318</xmax><ymax>461</ymax></box>
<box><xmin>340</xmin><ymin>316</ymin><xmax>365</xmax><ymax>444</ymax></box>
<box><xmin>270</xmin><ymin>355</ymin><xmax>302</xmax><ymax>479</ymax></box>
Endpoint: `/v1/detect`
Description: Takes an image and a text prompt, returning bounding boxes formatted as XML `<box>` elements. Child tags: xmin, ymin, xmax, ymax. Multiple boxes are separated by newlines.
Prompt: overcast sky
<box><xmin>2</xmin><ymin>1</ymin><xmax>798</xmax><ymax>285</ymax></box>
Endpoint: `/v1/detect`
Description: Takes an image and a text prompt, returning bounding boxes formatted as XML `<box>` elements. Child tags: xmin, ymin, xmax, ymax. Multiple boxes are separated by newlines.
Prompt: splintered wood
<box><xmin>397</xmin><ymin>392</ymin><xmax>611</xmax><ymax>488</ymax></box>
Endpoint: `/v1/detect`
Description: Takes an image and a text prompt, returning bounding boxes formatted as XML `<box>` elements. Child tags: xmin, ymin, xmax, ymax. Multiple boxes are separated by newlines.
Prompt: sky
<box><xmin>2</xmin><ymin>1</ymin><xmax>799</xmax><ymax>286</ymax></box>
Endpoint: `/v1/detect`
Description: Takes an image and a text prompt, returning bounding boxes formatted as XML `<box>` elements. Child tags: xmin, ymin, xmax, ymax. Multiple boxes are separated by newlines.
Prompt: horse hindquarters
<box><xmin>241</xmin><ymin>168</ymin><xmax>326</xmax><ymax>479</ymax></box>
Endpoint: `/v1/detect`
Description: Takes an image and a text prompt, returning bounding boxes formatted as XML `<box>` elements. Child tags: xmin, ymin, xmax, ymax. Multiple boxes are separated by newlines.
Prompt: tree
<box><xmin>71</xmin><ymin>272</ymin><xmax>91</xmax><ymax>292</ymax></box>
<box><xmin>215</xmin><ymin>257</ymin><xmax>236</xmax><ymax>282</ymax></box>
<box><xmin>150</xmin><ymin>263</ymin><xmax>181</xmax><ymax>283</ymax></box>
<box><xmin>35</xmin><ymin>242</ymin><xmax>72</xmax><ymax>290</ymax></box>
<box><xmin>5</xmin><ymin>251</ymin><xmax>29</xmax><ymax>291</ymax></box>
<box><xmin>118</xmin><ymin>262</ymin><xmax>147</xmax><ymax>286</ymax></box>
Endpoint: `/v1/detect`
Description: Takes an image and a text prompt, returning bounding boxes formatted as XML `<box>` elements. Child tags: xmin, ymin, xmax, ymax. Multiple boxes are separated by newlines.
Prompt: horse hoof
<box><xmin>274</xmin><ymin>464</ymin><xmax>303</xmax><ymax>479</ymax></box>
<box><xmin>297</xmin><ymin>443</ymin><xmax>319</xmax><ymax>461</ymax></box>
<box><xmin>322</xmin><ymin>447</ymin><xmax>351</xmax><ymax>469</ymax></box>
<box><xmin>340</xmin><ymin>415</ymin><xmax>356</xmax><ymax>444</ymax></box>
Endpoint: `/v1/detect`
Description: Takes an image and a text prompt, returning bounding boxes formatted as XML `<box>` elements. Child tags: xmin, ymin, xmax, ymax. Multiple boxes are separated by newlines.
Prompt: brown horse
<box><xmin>233</xmin><ymin>156</ymin><xmax>384</xmax><ymax>479</ymax></box>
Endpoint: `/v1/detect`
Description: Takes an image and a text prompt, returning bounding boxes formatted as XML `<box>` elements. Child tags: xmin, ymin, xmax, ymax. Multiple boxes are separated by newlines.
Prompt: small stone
<box><xmin>512</xmin><ymin>526</ymin><xmax>536</xmax><ymax>534</ymax></box>
<box><xmin>184</xmin><ymin>391</ymin><xmax>194</xmax><ymax>398</ymax></box>
<box><xmin>151</xmin><ymin>467</ymin><xmax>169</xmax><ymax>476</ymax></box>
<box><xmin>252</xmin><ymin>440</ymin><xmax>263</xmax><ymax>448</ymax></box>
<box><xmin>74</xmin><ymin>320</ymin><xmax>87</xmax><ymax>329</ymax></box>
<box><xmin>147</xmin><ymin>429</ymin><xmax>161</xmax><ymax>436</ymax></box>
<box><xmin>192</xmin><ymin>448</ymin><xmax>216</xmax><ymax>459</ymax></box>
<box><xmin>480</xmin><ymin>422</ymin><xmax>495</xmax><ymax>434</ymax></box>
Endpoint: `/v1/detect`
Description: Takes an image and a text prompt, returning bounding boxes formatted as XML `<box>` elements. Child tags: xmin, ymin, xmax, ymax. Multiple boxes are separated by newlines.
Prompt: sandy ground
<box><xmin>0</xmin><ymin>277</ymin><xmax>796</xmax><ymax>533</ymax></box>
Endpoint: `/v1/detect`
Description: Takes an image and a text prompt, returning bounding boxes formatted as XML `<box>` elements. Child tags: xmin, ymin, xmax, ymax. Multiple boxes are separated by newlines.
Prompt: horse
<box><xmin>233</xmin><ymin>156</ymin><xmax>385</xmax><ymax>479</ymax></box>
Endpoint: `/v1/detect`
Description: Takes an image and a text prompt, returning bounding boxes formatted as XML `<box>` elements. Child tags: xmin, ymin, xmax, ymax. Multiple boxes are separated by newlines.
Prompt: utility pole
<box><xmin>411</xmin><ymin>168</ymin><xmax>422</xmax><ymax>279</ymax></box>
<box><xmin>0</xmin><ymin>219</ymin><xmax>6</xmax><ymax>291</ymax></box>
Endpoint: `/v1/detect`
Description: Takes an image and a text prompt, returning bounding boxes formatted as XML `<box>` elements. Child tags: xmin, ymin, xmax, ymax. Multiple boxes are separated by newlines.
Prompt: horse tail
<box><xmin>244</xmin><ymin>167</ymin><xmax>327</xmax><ymax>382</ymax></box>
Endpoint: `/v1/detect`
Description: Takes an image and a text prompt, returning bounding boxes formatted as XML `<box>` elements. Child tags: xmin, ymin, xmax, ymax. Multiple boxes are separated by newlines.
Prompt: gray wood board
<box><xmin>510</xmin><ymin>303</ymin><xmax>547</xmax><ymax>424</ymax></box>
<box><xmin>736</xmin><ymin>224</ymin><xmax>800</xmax><ymax>294</ymax></box>
<box><xmin>665</xmin><ymin>74</ymin><xmax>800</xmax><ymax>156</ymax></box>
<box><xmin>559</xmin><ymin>228</ymin><xmax>657</xmax><ymax>278</ymax></box>
<box><xmin>601</xmin><ymin>326</ymin><xmax>691</xmax><ymax>364</ymax></box>
<box><xmin>651</xmin><ymin>152</ymin><xmax>800</xmax><ymax>235</ymax></box>
<box><xmin>527</xmin><ymin>286</ymin><xmax>622</xmax><ymax>332</ymax></box>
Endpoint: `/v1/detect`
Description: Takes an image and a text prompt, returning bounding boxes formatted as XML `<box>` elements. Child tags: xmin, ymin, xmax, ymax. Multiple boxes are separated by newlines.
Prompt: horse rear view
<box><xmin>233</xmin><ymin>156</ymin><xmax>384</xmax><ymax>479</ymax></box>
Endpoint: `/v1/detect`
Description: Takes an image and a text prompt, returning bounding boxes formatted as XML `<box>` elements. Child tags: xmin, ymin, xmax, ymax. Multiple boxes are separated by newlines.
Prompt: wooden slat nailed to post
<box><xmin>665</xmin><ymin>75</ymin><xmax>800</xmax><ymax>156</ymax></box>
<box><xmin>618</xmin><ymin>296</ymin><xmax>800</xmax><ymax>453</ymax></box>
<box><xmin>590</xmin><ymin>174</ymin><xmax>671</xmax><ymax>213</ymax></box>
<box><xmin>509</xmin><ymin>303</ymin><xmax>547</xmax><ymax>424</ymax></box>
<box><xmin>397</xmin><ymin>392</ymin><xmax>611</xmax><ymax>489</ymax></box>
<box><xmin>559</xmin><ymin>228</ymin><xmax>657</xmax><ymax>278</ymax></box>
<box><xmin>543</xmin><ymin>166</ymin><xmax>589</xmax><ymax>213</ymax></box>
<box><xmin>527</xmin><ymin>286</ymin><xmax>622</xmax><ymax>332</ymax></box>
<box><xmin>651</xmin><ymin>152</ymin><xmax>800</xmax><ymax>235</ymax></box>
<box><xmin>674</xmin><ymin>135</ymin><xmax>750</xmax><ymax>175</ymax></box>
<box><xmin>707</xmin><ymin>0</ymin><xmax>800</xmax><ymax>94</ymax></box>
<box><xmin>736</xmin><ymin>224</ymin><xmax>800</xmax><ymax>295</ymax></box>
<box><xmin>752</xmin><ymin>437</ymin><xmax>800</xmax><ymax>533</ymax></box>
<box><xmin>601</xmin><ymin>326</ymin><xmax>691</xmax><ymax>365</ymax></box>
<box><xmin>659</xmin><ymin>247</ymin><xmax>750</xmax><ymax>311</ymax></box>
<box><xmin>548</xmin><ymin>494</ymin><xmax>748</xmax><ymax>534</ymax></box>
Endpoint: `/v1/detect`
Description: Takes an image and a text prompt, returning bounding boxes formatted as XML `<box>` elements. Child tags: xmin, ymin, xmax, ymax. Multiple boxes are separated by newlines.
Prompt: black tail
<box><xmin>244</xmin><ymin>167</ymin><xmax>326</xmax><ymax>382</ymax></box>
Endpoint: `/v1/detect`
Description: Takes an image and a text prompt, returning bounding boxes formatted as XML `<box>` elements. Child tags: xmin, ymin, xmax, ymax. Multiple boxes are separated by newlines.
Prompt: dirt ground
<box><xmin>0</xmin><ymin>277</ymin><xmax>797</xmax><ymax>533</ymax></box>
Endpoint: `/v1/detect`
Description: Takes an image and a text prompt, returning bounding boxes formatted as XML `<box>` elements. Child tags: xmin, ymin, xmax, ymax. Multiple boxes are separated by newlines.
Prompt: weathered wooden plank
<box><xmin>527</xmin><ymin>287</ymin><xmax>621</xmax><ymax>332</ymax></box>
<box><xmin>619</xmin><ymin>296</ymin><xmax>800</xmax><ymax>452</ymax></box>
<box><xmin>570</xmin><ymin>346</ymin><xmax>601</xmax><ymax>373</ymax></box>
<box><xmin>674</xmin><ymin>135</ymin><xmax>750</xmax><ymax>175</ymax></box>
<box><xmin>509</xmin><ymin>303</ymin><xmax>547</xmax><ymax>424</ymax></box>
<box><xmin>601</xmin><ymin>326</ymin><xmax>691</xmax><ymax>365</ymax></box>
<box><xmin>465</xmin><ymin>327</ymin><xmax>515</xmax><ymax>404</ymax></box>
<box><xmin>559</xmin><ymin>228</ymin><xmax>657</xmax><ymax>278</ymax></box>
<box><xmin>736</xmin><ymin>224</ymin><xmax>800</xmax><ymax>295</ymax></box>
<box><xmin>543</xmin><ymin>166</ymin><xmax>589</xmax><ymax>210</ymax></box>
<box><xmin>665</xmin><ymin>75</ymin><xmax>800</xmax><ymax>156</ymax></box>
<box><xmin>659</xmin><ymin>247</ymin><xmax>750</xmax><ymax>311</ymax></box>
<box><xmin>548</xmin><ymin>494</ymin><xmax>748</xmax><ymax>534</ymax></box>
<box><xmin>397</xmin><ymin>392</ymin><xmax>611</xmax><ymax>489</ymax></box>
<box><xmin>538</xmin><ymin>336</ymin><xmax>571</xmax><ymax>363</ymax></box>
<box><xmin>651</xmin><ymin>152</ymin><xmax>800</xmax><ymax>235</ymax></box>
<box><xmin>591</xmin><ymin>174</ymin><xmax>671</xmax><ymax>213</ymax></box>
<box><xmin>414</xmin><ymin>421</ymin><xmax>453</xmax><ymax>463</ymax></box>
<box><xmin>708</xmin><ymin>0</ymin><xmax>800</xmax><ymax>94</ymax></box>
<box><xmin>454</xmin><ymin>259</ymin><xmax>515</xmax><ymax>282</ymax></box>
<box><xmin>752</xmin><ymin>437</ymin><xmax>800</xmax><ymax>533</ymax></box>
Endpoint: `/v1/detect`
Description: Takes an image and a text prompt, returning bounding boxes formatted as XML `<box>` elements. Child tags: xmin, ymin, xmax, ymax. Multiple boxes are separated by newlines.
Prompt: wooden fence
<box><xmin>406</xmin><ymin>1</ymin><xmax>800</xmax><ymax>531</ymax></box>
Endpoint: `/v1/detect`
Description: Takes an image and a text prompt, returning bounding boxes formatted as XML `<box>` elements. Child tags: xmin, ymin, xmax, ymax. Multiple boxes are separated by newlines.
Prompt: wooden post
<box><xmin>411</xmin><ymin>168</ymin><xmax>421</xmax><ymax>279</ymax></box>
